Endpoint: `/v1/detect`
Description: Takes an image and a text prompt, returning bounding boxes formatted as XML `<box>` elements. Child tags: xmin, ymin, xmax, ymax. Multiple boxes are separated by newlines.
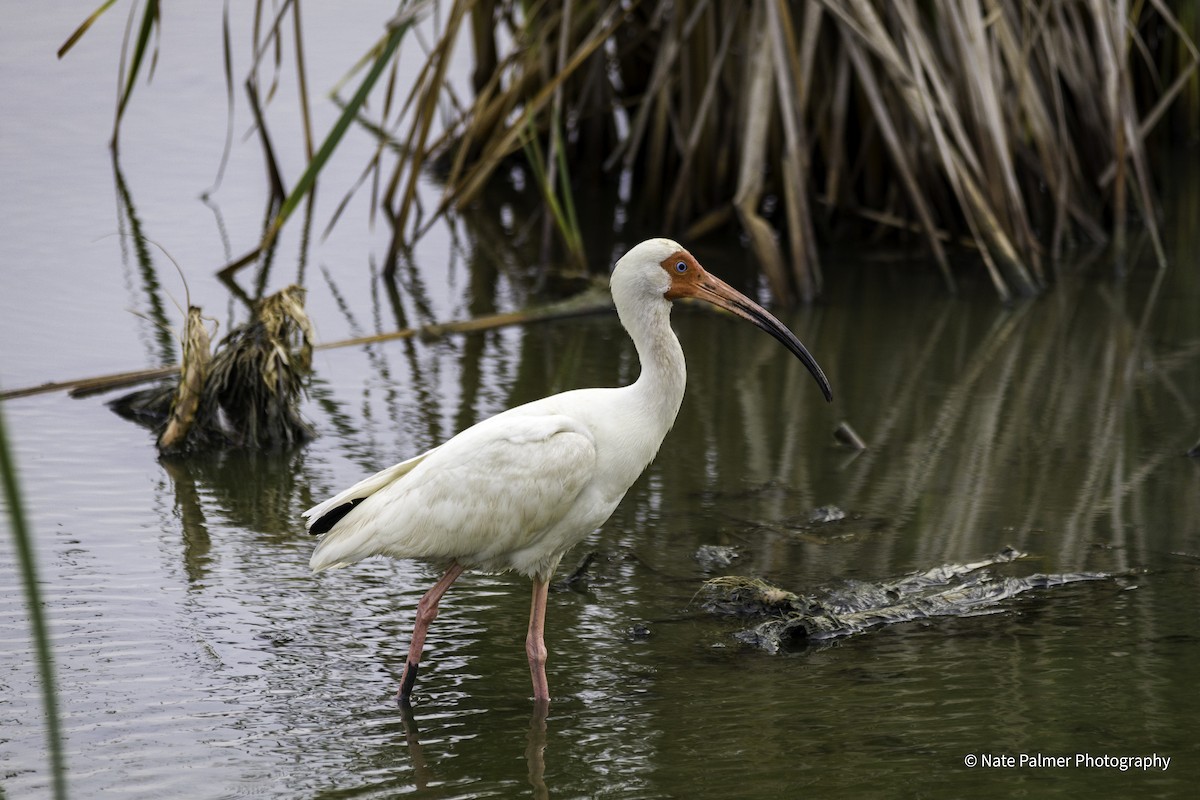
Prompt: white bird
<box><xmin>305</xmin><ymin>238</ymin><xmax>832</xmax><ymax>705</ymax></box>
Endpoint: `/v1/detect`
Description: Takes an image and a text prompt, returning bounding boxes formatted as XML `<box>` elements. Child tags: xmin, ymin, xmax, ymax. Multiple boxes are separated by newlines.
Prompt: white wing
<box><xmin>308</xmin><ymin>412</ymin><xmax>597</xmax><ymax>576</ymax></box>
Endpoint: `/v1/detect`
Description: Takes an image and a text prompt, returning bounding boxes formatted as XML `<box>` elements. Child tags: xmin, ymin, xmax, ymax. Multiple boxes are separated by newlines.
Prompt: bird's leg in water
<box><xmin>399</xmin><ymin>561</ymin><xmax>465</xmax><ymax>704</ymax></box>
<box><xmin>526</xmin><ymin>578</ymin><xmax>551</xmax><ymax>703</ymax></box>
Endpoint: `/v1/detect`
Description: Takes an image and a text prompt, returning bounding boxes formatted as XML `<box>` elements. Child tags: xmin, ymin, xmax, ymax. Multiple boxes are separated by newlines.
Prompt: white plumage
<box><xmin>308</xmin><ymin>412</ymin><xmax>597</xmax><ymax>577</ymax></box>
<box><xmin>305</xmin><ymin>238</ymin><xmax>831</xmax><ymax>705</ymax></box>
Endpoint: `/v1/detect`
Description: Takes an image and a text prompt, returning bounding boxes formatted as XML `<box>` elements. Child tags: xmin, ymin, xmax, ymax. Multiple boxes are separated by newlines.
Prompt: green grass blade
<box><xmin>205</xmin><ymin>0</ymin><xmax>236</xmax><ymax>195</ymax></box>
<box><xmin>551</xmin><ymin>113</ymin><xmax>583</xmax><ymax>258</ymax></box>
<box><xmin>263</xmin><ymin>7</ymin><xmax>425</xmax><ymax>249</ymax></box>
<box><xmin>57</xmin><ymin>0</ymin><xmax>120</xmax><ymax>59</ymax></box>
<box><xmin>0</xmin><ymin>405</ymin><xmax>68</xmax><ymax>799</ymax></box>
<box><xmin>114</xmin><ymin>0</ymin><xmax>161</xmax><ymax>137</ymax></box>
<box><xmin>521</xmin><ymin>121</ymin><xmax>568</xmax><ymax>244</ymax></box>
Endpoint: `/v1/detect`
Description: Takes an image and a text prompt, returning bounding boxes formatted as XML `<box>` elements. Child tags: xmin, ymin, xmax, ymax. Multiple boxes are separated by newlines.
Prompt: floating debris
<box><xmin>701</xmin><ymin>548</ymin><xmax>1119</xmax><ymax>653</ymax></box>
<box><xmin>627</xmin><ymin>623</ymin><xmax>652</xmax><ymax>640</ymax></box>
<box><xmin>694</xmin><ymin>544</ymin><xmax>740</xmax><ymax>572</ymax></box>
<box><xmin>554</xmin><ymin>551</ymin><xmax>598</xmax><ymax>590</ymax></box>
<box><xmin>834</xmin><ymin>421</ymin><xmax>867</xmax><ymax>450</ymax></box>
<box><xmin>808</xmin><ymin>505</ymin><xmax>846</xmax><ymax>524</ymax></box>
<box><xmin>1188</xmin><ymin>438</ymin><xmax>1199</xmax><ymax>458</ymax></box>
<box><xmin>110</xmin><ymin>285</ymin><xmax>314</xmax><ymax>454</ymax></box>
<box><xmin>703</xmin><ymin>576</ymin><xmax>800</xmax><ymax>618</ymax></box>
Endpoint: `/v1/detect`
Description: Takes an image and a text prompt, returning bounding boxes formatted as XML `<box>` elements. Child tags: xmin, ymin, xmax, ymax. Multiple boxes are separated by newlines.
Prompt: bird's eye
<box><xmin>675</xmin><ymin>261</ymin><xmax>687</xmax><ymax>273</ymax></box>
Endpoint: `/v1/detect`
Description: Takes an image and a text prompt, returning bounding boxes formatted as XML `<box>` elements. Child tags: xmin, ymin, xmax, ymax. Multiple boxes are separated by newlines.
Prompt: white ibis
<box><xmin>305</xmin><ymin>238</ymin><xmax>832</xmax><ymax>704</ymax></box>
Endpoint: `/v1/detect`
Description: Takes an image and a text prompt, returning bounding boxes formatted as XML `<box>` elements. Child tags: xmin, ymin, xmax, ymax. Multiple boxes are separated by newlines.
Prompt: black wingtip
<box><xmin>308</xmin><ymin>497</ymin><xmax>365</xmax><ymax>536</ymax></box>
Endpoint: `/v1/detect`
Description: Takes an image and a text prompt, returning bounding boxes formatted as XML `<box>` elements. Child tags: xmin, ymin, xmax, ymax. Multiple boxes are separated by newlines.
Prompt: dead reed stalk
<box><xmin>63</xmin><ymin>1</ymin><xmax>1199</xmax><ymax>301</ymax></box>
<box><xmin>377</xmin><ymin>0</ymin><xmax>1195</xmax><ymax>300</ymax></box>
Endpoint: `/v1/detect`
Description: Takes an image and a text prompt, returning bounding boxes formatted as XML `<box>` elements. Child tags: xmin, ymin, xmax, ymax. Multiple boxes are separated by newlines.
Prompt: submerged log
<box><xmin>701</xmin><ymin>548</ymin><xmax>1118</xmax><ymax>653</ymax></box>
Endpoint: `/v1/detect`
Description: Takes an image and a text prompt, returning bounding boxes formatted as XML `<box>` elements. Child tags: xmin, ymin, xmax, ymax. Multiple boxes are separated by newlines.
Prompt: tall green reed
<box><xmin>0</xmin><ymin>405</ymin><xmax>68</xmax><ymax>799</ymax></box>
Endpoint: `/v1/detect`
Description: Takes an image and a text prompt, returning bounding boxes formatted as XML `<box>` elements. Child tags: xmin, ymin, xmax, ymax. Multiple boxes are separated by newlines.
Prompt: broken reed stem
<box><xmin>158</xmin><ymin>307</ymin><xmax>213</xmax><ymax>451</ymax></box>
<box><xmin>834</xmin><ymin>420</ymin><xmax>868</xmax><ymax>450</ymax></box>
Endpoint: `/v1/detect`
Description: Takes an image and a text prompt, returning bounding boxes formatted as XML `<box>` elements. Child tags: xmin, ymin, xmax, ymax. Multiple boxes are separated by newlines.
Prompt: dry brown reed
<box><xmin>158</xmin><ymin>306</ymin><xmax>213</xmax><ymax>451</ymax></box>
<box><xmin>63</xmin><ymin>1</ymin><xmax>1199</xmax><ymax>302</ymax></box>
<box><xmin>378</xmin><ymin>0</ymin><xmax>1197</xmax><ymax>302</ymax></box>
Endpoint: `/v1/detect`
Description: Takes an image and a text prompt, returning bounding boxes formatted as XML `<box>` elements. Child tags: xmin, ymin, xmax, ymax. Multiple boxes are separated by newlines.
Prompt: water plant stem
<box><xmin>0</xmin><ymin>405</ymin><xmax>69</xmax><ymax>799</ymax></box>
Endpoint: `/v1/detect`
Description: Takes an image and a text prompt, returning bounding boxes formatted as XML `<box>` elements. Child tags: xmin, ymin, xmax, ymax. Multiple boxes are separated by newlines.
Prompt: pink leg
<box><xmin>526</xmin><ymin>578</ymin><xmax>551</xmax><ymax>704</ymax></box>
<box><xmin>399</xmin><ymin>561</ymin><xmax>465</xmax><ymax>704</ymax></box>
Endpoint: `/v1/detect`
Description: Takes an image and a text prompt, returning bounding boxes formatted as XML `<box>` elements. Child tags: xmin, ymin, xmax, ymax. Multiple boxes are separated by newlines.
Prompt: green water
<box><xmin>2</xmin><ymin>6</ymin><xmax>1199</xmax><ymax>798</ymax></box>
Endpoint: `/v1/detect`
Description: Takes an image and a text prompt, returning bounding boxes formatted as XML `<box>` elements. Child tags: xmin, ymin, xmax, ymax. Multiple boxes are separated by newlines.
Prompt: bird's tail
<box><xmin>304</xmin><ymin>449</ymin><xmax>434</xmax><ymax>572</ymax></box>
<box><xmin>309</xmin><ymin>519</ymin><xmax>382</xmax><ymax>572</ymax></box>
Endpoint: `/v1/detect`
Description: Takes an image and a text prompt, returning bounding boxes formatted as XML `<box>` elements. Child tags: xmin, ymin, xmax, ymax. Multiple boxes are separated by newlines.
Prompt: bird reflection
<box><xmin>398</xmin><ymin>702</ymin><xmax>551</xmax><ymax>798</ymax></box>
<box><xmin>525</xmin><ymin>702</ymin><xmax>549</xmax><ymax>800</ymax></box>
<box><xmin>396</xmin><ymin>703</ymin><xmax>433</xmax><ymax>791</ymax></box>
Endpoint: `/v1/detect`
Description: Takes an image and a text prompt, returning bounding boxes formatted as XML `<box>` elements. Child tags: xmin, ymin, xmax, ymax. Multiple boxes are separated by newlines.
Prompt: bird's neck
<box><xmin>620</xmin><ymin>297</ymin><xmax>687</xmax><ymax>429</ymax></box>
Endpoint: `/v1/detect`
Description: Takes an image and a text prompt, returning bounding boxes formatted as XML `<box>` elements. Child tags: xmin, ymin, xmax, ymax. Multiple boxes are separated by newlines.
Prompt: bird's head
<box><xmin>613</xmin><ymin>238</ymin><xmax>833</xmax><ymax>402</ymax></box>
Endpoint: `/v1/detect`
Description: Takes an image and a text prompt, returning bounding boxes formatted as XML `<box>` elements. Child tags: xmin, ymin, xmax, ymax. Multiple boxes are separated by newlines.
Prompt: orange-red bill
<box><xmin>662</xmin><ymin>251</ymin><xmax>833</xmax><ymax>402</ymax></box>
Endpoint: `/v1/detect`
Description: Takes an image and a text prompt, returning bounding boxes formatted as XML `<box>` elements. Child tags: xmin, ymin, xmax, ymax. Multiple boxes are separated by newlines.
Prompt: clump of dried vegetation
<box><xmin>110</xmin><ymin>286</ymin><xmax>315</xmax><ymax>454</ymax></box>
<box><xmin>63</xmin><ymin>1</ymin><xmax>1198</xmax><ymax>302</ymax></box>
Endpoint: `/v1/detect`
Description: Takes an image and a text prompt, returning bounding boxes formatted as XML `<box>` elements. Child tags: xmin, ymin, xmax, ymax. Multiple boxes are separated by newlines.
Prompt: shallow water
<box><xmin>3</xmin><ymin>6</ymin><xmax>1200</xmax><ymax>798</ymax></box>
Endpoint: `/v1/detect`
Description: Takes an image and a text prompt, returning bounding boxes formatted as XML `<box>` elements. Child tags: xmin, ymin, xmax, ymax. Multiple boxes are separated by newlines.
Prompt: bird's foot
<box><xmin>397</xmin><ymin>661</ymin><xmax>419</xmax><ymax>706</ymax></box>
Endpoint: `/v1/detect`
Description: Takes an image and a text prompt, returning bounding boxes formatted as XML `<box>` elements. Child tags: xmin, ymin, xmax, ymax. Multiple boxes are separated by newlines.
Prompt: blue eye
<box><xmin>675</xmin><ymin>261</ymin><xmax>687</xmax><ymax>272</ymax></box>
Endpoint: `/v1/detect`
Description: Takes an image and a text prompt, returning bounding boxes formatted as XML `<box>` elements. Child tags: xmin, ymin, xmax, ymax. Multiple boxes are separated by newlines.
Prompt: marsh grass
<box><xmin>0</xmin><ymin>407</ymin><xmax>69</xmax><ymax>799</ymax></box>
<box><xmin>378</xmin><ymin>0</ymin><xmax>1198</xmax><ymax>300</ymax></box>
<box><xmin>63</xmin><ymin>1</ymin><xmax>1199</xmax><ymax>301</ymax></box>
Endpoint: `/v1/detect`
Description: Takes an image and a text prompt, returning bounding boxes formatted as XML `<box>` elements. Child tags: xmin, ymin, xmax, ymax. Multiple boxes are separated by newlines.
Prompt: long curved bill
<box><xmin>664</xmin><ymin>253</ymin><xmax>833</xmax><ymax>402</ymax></box>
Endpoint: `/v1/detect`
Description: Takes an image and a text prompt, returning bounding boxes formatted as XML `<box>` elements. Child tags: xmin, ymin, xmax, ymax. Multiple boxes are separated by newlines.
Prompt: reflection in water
<box><xmin>360</xmin><ymin>696</ymin><xmax>554</xmax><ymax>798</ymax></box>
<box><xmin>397</xmin><ymin>704</ymin><xmax>432</xmax><ymax>791</ymax></box>
<box><xmin>161</xmin><ymin>457</ymin><xmax>213</xmax><ymax>586</ymax></box>
<box><xmin>112</xmin><ymin>156</ymin><xmax>177</xmax><ymax>368</ymax></box>
<box><xmin>525</xmin><ymin>704</ymin><xmax>549</xmax><ymax>800</ymax></box>
<box><xmin>823</xmin><ymin>268</ymin><xmax>1198</xmax><ymax>571</ymax></box>
<box><xmin>163</xmin><ymin>447</ymin><xmax>314</xmax><ymax>585</ymax></box>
